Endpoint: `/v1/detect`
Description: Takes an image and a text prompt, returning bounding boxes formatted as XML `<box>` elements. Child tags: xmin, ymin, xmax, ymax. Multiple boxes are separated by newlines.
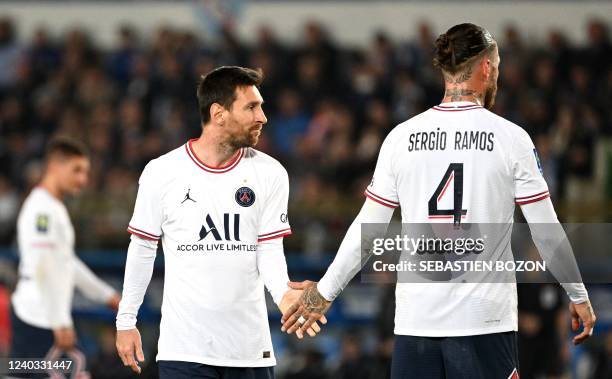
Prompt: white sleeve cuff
<box><xmin>563</xmin><ymin>283</ymin><xmax>589</xmax><ymax>304</ymax></box>
<box><xmin>316</xmin><ymin>279</ymin><xmax>337</xmax><ymax>302</ymax></box>
<box><xmin>521</xmin><ymin>198</ymin><xmax>589</xmax><ymax>304</ymax></box>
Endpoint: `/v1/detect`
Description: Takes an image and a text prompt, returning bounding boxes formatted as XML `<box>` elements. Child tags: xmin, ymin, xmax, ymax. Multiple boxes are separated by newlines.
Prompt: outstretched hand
<box><xmin>281</xmin><ymin>281</ymin><xmax>331</xmax><ymax>338</ymax></box>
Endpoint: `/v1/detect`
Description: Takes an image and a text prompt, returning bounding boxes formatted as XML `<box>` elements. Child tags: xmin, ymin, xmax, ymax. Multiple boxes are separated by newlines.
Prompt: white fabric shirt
<box><xmin>323</xmin><ymin>101</ymin><xmax>553</xmax><ymax>337</ymax></box>
<box><xmin>12</xmin><ymin>187</ymin><xmax>115</xmax><ymax>329</ymax></box>
<box><xmin>122</xmin><ymin>140</ymin><xmax>291</xmax><ymax>367</ymax></box>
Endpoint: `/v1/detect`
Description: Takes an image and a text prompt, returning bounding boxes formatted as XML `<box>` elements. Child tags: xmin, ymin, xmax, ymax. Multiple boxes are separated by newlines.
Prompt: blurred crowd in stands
<box><xmin>0</xmin><ymin>15</ymin><xmax>611</xmax><ymax>379</ymax></box>
<box><xmin>0</xmin><ymin>17</ymin><xmax>611</xmax><ymax>249</ymax></box>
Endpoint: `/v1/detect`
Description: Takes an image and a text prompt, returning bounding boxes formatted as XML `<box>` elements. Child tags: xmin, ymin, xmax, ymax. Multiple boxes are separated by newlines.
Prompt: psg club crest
<box><xmin>235</xmin><ymin>187</ymin><xmax>256</xmax><ymax>207</ymax></box>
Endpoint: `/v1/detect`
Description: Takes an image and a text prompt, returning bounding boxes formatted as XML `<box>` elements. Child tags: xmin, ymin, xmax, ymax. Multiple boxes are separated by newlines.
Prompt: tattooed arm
<box><xmin>280</xmin><ymin>199</ymin><xmax>395</xmax><ymax>336</ymax></box>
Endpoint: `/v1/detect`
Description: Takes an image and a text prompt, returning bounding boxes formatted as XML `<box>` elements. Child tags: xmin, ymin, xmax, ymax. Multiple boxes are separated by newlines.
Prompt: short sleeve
<box><xmin>365</xmin><ymin>134</ymin><xmax>400</xmax><ymax>208</ymax></box>
<box><xmin>511</xmin><ymin>129</ymin><xmax>550</xmax><ymax>205</ymax></box>
<box><xmin>257</xmin><ymin>166</ymin><xmax>292</xmax><ymax>242</ymax></box>
<box><xmin>127</xmin><ymin>161</ymin><xmax>163</xmax><ymax>240</ymax></box>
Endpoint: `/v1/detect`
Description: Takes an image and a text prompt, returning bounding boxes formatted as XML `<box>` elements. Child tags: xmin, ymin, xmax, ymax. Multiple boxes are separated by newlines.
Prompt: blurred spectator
<box><xmin>0</xmin><ymin>17</ymin><xmax>21</xmax><ymax>91</ymax></box>
<box><xmin>108</xmin><ymin>25</ymin><xmax>140</xmax><ymax>85</ymax></box>
<box><xmin>284</xmin><ymin>349</ymin><xmax>328</xmax><ymax>379</ymax></box>
<box><xmin>518</xmin><ymin>283</ymin><xmax>569</xmax><ymax>379</ymax></box>
<box><xmin>584</xmin><ymin>19</ymin><xmax>611</xmax><ymax>77</ymax></box>
<box><xmin>89</xmin><ymin>327</ymin><xmax>134</xmax><ymax>379</ymax></box>
<box><xmin>270</xmin><ymin>88</ymin><xmax>311</xmax><ymax>157</ymax></box>
<box><xmin>331</xmin><ymin>333</ymin><xmax>371</xmax><ymax>379</ymax></box>
<box><xmin>592</xmin><ymin>331</ymin><xmax>612</xmax><ymax>379</ymax></box>
<box><xmin>371</xmin><ymin>284</ymin><xmax>395</xmax><ymax>379</ymax></box>
<box><xmin>0</xmin><ymin>175</ymin><xmax>18</xmax><ymax>245</ymax></box>
<box><xmin>28</xmin><ymin>27</ymin><xmax>61</xmax><ymax>83</ymax></box>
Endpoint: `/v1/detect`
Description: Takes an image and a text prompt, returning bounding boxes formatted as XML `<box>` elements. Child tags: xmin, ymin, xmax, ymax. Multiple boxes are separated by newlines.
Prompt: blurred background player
<box><xmin>281</xmin><ymin>23</ymin><xmax>596</xmax><ymax>379</ymax></box>
<box><xmin>115</xmin><ymin>66</ymin><xmax>325</xmax><ymax>379</ymax></box>
<box><xmin>10</xmin><ymin>137</ymin><xmax>120</xmax><ymax>376</ymax></box>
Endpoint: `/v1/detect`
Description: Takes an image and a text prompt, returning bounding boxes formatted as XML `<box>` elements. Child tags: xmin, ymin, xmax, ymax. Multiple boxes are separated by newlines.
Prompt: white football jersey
<box><xmin>366</xmin><ymin>101</ymin><xmax>549</xmax><ymax>336</ymax></box>
<box><xmin>128</xmin><ymin>139</ymin><xmax>291</xmax><ymax>367</ymax></box>
<box><xmin>12</xmin><ymin>187</ymin><xmax>76</xmax><ymax>329</ymax></box>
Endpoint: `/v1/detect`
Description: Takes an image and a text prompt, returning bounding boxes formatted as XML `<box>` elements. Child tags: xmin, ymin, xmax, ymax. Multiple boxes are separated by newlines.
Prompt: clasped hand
<box><xmin>280</xmin><ymin>281</ymin><xmax>331</xmax><ymax>339</ymax></box>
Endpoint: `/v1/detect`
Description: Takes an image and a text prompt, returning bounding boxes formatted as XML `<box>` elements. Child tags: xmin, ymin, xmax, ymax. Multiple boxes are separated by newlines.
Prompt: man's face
<box><xmin>53</xmin><ymin>156</ymin><xmax>90</xmax><ymax>196</ymax></box>
<box><xmin>484</xmin><ymin>47</ymin><xmax>500</xmax><ymax>110</ymax></box>
<box><xmin>223</xmin><ymin>85</ymin><xmax>267</xmax><ymax>149</ymax></box>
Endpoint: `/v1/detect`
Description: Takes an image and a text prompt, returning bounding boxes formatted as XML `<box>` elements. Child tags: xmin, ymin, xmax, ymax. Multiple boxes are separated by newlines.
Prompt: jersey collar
<box><xmin>185</xmin><ymin>139</ymin><xmax>243</xmax><ymax>173</ymax></box>
<box><xmin>433</xmin><ymin>101</ymin><xmax>483</xmax><ymax>112</ymax></box>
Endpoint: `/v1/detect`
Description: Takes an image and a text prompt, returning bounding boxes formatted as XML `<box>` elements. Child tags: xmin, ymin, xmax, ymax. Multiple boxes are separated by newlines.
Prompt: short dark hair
<box><xmin>196</xmin><ymin>66</ymin><xmax>263</xmax><ymax>124</ymax></box>
<box><xmin>433</xmin><ymin>23</ymin><xmax>497</xmax><ymax>74</ymax></box>
<box><xmin>45</xmin><ymin>136</ymin><xmax>88</xmax><ymax>161</ymax></box>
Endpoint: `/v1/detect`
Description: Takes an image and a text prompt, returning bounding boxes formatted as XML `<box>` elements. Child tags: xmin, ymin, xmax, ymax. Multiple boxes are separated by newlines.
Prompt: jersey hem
<box><xmin>394</xmin><ymin>324</ymin><xmax>517</xmax><ymax>337</ymax></box>
<box><xmin>156</xmin><ymin>353</ymin><xmax>276</xmax><ymax>368</ymax></box>
<box><xmin>11</xmin><ymin>301</ymin><xmax>55</xmax><ymax>330</ymax></box>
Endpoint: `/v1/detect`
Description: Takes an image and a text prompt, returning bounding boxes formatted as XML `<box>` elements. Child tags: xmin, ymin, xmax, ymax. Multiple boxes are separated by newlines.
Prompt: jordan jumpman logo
<box><xmin>182</xmin><ymin>188</ymin><xmax>196</xmax><ymax>203</ymax></box>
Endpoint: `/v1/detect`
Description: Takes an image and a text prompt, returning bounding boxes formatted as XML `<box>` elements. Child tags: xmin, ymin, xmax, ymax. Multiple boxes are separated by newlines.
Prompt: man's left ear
<box><xmin>481</xmin><ymin>57</ymin><xmax>492</xmax><ymax>80</ymax></box>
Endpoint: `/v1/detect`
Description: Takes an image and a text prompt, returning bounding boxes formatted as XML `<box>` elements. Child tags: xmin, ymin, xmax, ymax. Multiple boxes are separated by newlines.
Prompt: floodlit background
<box><xmin>0</xmin><ymin>1</ymin><xmax>611</xmax><ymax>378</ymax></box>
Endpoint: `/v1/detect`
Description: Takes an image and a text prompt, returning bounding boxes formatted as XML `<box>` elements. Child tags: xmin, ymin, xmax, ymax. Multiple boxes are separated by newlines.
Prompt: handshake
<box><xmin>278</xmin><ymin>280</ymin><xmax>332</xmax><ymax>339</ymax></box>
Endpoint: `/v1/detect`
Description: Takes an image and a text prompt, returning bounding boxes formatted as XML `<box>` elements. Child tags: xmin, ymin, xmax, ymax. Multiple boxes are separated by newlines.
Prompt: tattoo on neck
<box><xmin>454</xmin><ymin>66</ymin><xmax>472</xmax><ymax>84</ymax></box>
<box><xmin>302</xmin><ymin>286</ymin><xmax>327</xmax><ymax>313</ymax></box>
<box><xmin>444</xmin><ymin>66</ymin><xmax>473</xmax><ymax>85</ymax></box>
<box><xmin>444</xmin><ymin>88</ymin><xmax>481</xmax><ymax>102</ymax></box>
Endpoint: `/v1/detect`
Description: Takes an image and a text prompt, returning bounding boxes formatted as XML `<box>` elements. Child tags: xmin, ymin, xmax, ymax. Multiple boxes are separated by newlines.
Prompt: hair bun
<box><xmin>433</xmin><ymin>33</ymin><xmax>454</xmax><ymax>69</ymax></box>
<box><xmin>437</xmin><ymin>33</ymin><xmax>450</xmax><ymax>49</ymax></box>
<box><xmin>433</xmin><ymin>23</ymin><xmax>496</xmax><ymax>73</ymax></box>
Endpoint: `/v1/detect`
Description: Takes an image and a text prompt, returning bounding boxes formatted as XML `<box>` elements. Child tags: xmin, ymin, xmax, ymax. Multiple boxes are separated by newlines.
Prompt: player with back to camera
<box><xmin>115</xmin><ymin>66</ymin><xmax>326</xmax><ymax>379</ymax></box>
<box><xmin>281</xmin><ymin>23</ymin><xmax>596</xmax><ymax>379</ymax></box>
<box><xmin>10</xmin><ymin>138</ymin><xmax>121</xmax><ymax>377</ymax></box>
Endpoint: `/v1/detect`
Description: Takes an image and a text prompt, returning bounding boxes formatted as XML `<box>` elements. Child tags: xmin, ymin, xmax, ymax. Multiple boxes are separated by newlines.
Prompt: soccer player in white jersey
<box><xmin>281</xmin><ymin>24</ymin><xmax>596</xmax><ymax>378</ymax></box>
<box><xmin>115</xmin><ymin>66</ymin><xmax>325</xmax><ymax>379</ymax></box>
<box><xmin>10</xmin><ymin>138</ymin><xmax>120</xmax><ymax>373</ymax></box>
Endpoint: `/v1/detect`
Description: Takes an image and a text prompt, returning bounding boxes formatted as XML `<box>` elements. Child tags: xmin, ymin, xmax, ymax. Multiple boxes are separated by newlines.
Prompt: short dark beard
<box><xmin>228</xmin><ymin>133</ymin><xmax>258</xmax><ymax>149</ymax></box>
<box><xmin>224</xmin><ymin>119</ymin><xmax>259</xmax><ymax>149</ymax></box>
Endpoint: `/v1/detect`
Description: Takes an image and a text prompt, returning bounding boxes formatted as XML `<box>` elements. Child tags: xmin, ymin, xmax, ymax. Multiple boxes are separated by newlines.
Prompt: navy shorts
<box><xmin>10</xmin><ymin>308</ymin><xmax>55</xmax><ymax>359</ymax></box>
<box><xmin>158</xmin><ymin>360</ymin><xmax>274</xmax><ymax>379</ymax></box>
<box><xmin>9</xmin><ymin>308</ymin><xmax>56</xmax><ymax>378</ymax></box>
<box><xmin>9</xmin><ymin>308</ymin><xmax>88</xmax><ymax>378</ymax></box>
<box><xmin>391</xmin><ymin>332</ymin><xmax>519</xmax><ymax>379</ymax></box>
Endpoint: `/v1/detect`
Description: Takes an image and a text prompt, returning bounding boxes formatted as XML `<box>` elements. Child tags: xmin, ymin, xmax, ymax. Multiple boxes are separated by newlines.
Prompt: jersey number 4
<box><xmin>428</xmin><ymin>163</ymin><xmax>467</xmax><ymax>225</ymax></box>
